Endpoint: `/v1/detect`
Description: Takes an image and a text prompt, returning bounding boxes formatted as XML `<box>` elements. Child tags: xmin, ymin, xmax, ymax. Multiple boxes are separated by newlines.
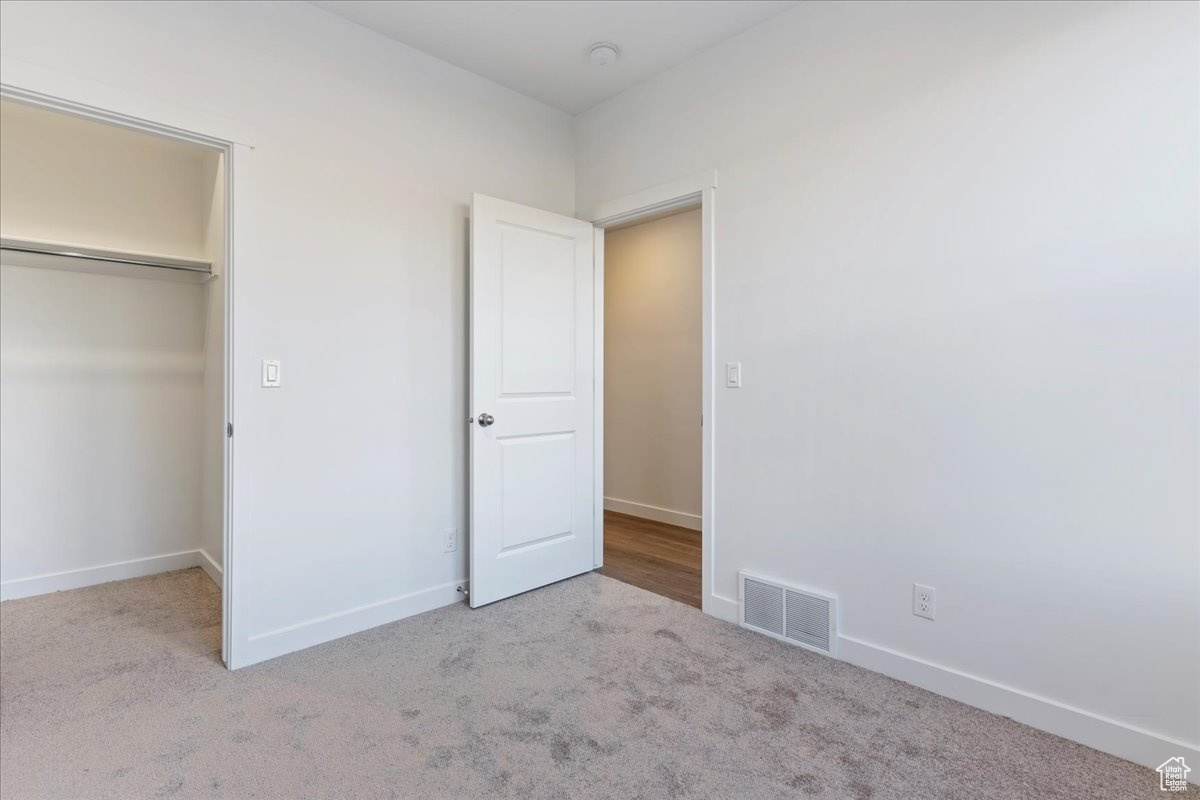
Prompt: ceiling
<box><xmin>311</xmin><ymin>1</ymin><xmax>799</xmax><ymax>115</ymax></box>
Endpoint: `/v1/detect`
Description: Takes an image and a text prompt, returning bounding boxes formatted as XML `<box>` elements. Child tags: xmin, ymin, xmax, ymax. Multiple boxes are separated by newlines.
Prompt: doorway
<box><xmin>0</xmin><ymin>92</ymin><xmax>236</xmax><ymax>666</ymax></box>
<box><xmin>596</xmin><ymin>207</ymin><xmax>703</xmax><ymax>607</ymax></box>
<box><xmin>588</xmin><ymin>174</ymin><xmax>716</xmax><ymax>615</ymax></box>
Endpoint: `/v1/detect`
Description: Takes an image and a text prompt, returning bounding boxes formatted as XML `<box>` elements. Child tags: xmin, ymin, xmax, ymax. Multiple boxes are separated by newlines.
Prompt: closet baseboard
<box><xmin>0</xmin><ymin>550</ymin><xmax>215</xmax><ymax>601</ymax></box>
<box><xmin>197</xmin><ymin>549</ymin><xmax>222</xmax><ymax>588</ymax></box>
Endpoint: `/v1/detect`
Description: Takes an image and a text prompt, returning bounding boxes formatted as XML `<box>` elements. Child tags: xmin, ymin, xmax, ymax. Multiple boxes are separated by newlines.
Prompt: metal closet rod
<box><xmin>0</xmin><ymin>237</ymin><xmax>212</xmax><ymax>274</ymax></box>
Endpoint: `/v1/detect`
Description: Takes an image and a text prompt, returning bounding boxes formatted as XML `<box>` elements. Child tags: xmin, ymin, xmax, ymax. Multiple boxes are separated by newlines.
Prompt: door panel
<box><xmin>499</xmin><ymin>433</ymin><xmax>574</xmax><ymax>552</ymax></box>
<box><xmin>470</xmin><ymin>194</ymin><xmax>595</xmax><ymax>608</ymax></box>
<box><xmin>499</xmin><ymin>225</ymin><xmax>577</xmax><ymax>395</ymax></box>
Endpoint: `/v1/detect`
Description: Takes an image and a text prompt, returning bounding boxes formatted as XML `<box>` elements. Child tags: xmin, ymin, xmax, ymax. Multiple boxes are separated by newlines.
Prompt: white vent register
<box><xmin>739</xmin><ymin>572</ymin><xmax>838</xmax><ymax>657</ymax></box>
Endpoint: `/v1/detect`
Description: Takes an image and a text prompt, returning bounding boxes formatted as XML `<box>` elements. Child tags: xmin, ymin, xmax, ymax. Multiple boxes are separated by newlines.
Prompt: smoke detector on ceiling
<box><xmin>589</xmin><ymin>42</ymin><xmax>620</xmax><ymax>67</ymax></box>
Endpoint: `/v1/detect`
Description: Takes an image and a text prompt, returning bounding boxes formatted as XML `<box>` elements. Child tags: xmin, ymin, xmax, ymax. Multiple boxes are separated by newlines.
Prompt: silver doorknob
<box><xmin>477</xmin><ymin>413</ymin><xmax>494</xmax><ymax>427</ymax></box>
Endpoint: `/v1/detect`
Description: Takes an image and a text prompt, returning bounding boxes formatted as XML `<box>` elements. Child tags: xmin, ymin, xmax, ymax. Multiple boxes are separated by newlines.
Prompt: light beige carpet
<box><xmin>0</xmin><ymin>568</ymin><xmax>1159</xmax><ymax>799</ymax></box>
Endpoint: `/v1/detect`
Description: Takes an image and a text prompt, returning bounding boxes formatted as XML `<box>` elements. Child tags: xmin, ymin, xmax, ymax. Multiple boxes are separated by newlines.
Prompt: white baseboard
<box><xmin>708</xmin><ymin>587</ymin><xmax>1195</xmax><ymax>773</ymax></box>
<box><xmin>837</xmin><ymin>634</ymin><xmax>1200</xmax><ymax>774</ymax></box>
<box><xmin>705</xmin><ymin>592</ymin><xmax>739</xmax><ymax>623</ymax></box>
<box><xmin>0</xmin><ymin>549</ymin><xmax>209</xmax><ymax>601</ymax></box>
<box><xmin>242</xmin><ymin>579</ymin><xmax>467</xmax><ymax>667</ymax></box>
<box><xmin>197</xmin><ymin>549</ymin><xmax>222</xmax><ymax>587</ymax></box>
<box><xmin>604</xmin><ymin>497</ymin><xmax>701</xmax><ymax>531</ymax></box>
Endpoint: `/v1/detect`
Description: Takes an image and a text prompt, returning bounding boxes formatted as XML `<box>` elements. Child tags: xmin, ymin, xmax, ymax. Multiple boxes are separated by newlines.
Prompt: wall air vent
<box><xmin>739</xmin><ymin>571</ymin><xmax>837</xmax><ymax>657</ymax></box>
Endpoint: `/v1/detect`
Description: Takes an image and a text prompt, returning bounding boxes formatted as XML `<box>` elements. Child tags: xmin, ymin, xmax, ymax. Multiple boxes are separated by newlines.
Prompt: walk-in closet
<box><xmin>0</xmin><ymin>99</ymin><xmax>227</xmax><ymax>611</ymax></box>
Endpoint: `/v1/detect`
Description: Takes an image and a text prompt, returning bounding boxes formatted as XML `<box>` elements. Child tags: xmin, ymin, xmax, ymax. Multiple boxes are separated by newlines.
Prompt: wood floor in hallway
<box><xmin>598</xmin><ymin>511</ymin><xmax>701</xmax><ymax>608</ymax></box>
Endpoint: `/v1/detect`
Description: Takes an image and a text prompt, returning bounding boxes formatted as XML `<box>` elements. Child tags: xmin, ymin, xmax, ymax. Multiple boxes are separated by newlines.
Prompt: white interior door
<box><xmin>469</xmin><ymin>193</ymin><xmax>596</xmax><ymax>608</ymax></box>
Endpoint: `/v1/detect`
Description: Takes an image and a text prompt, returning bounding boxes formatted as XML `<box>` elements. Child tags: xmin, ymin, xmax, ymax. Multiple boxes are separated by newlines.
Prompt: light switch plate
<box><xmin>261</xmin><ymin>359</ymin><xmax>281</xmax><ymax>388</ymax></box>
<box><xmin>725</xmin><ymin>362</ymin><xmax>742</xmax><ymax>388</ymax></box>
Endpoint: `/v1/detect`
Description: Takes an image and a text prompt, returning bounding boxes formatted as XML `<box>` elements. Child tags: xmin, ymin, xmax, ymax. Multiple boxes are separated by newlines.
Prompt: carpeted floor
<box><xmin>0</xmin><ymin>568</ymin><xmax>1159</xmax><ymax>799</ymax></box>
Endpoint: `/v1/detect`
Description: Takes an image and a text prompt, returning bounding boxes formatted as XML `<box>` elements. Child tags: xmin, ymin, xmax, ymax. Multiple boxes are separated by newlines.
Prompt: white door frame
<box><xmin>0</xmin><ymin>59</ymin><xmax>254</xmax><ymax>668</ymax></box>
<box><xmin>586</xmin><ymin>170</ymin><xmax>717</xmax><ymax>616</ymax></box>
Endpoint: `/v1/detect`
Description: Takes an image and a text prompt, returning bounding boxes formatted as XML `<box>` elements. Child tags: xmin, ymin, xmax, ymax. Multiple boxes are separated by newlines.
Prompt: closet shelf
<box><xmin>0</xmin><ymin>237</ymin><xmax>213</xmax><ymax>283</ymax></box>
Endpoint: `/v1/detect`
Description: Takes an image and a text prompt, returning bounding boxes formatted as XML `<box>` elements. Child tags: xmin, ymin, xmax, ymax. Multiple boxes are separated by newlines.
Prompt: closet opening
<box><xmin>0</xmin><ymin>99</ymin><xmax>230</xmax><ymax>663</ymax></box>
<box><xmin>596</xmin><ymin>204</ymin><xmax>703</xmax><ymax>608</ymax></box>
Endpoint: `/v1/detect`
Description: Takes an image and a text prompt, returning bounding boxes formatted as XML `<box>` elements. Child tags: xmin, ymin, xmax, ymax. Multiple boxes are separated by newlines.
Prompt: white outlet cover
<box><xmin>913</xmin><ymin>583</ymin><xmax>937</xmax><ymax>620</ymax></box>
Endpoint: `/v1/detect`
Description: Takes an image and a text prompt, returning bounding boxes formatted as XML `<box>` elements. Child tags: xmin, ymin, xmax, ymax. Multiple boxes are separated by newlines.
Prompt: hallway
<box><xmin>598</xmin><ymin>511</ymin><xmax>701</xmax><ymax>608</ymax></box>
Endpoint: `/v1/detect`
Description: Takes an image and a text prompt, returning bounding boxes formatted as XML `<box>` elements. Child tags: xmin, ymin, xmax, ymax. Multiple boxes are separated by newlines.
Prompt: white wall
<box><xmin>578</xmin><ymin>0</ymin><xmax>1199</xmax><ymax>766</ymax></box>
<box><xmin>0</xmin><ymin>101</ymin><xmax>222</xmax><ymax>596</ymax></box>
<box><xmin>604</xmin><ymin>209</ymin><xmax>702</xmax><ymax>527</ymax></box>
<box><xmin>0</xmin><ymin>100</ymin><xmax>212</xmax><ymax>258</ymax></box>
<box><xmin>0</xmin><ymin>1</ymin><xmax>574</xmax><ymax>661</ymax></box>
<box><xmin>0</xmin><ymin>265</ymin><xmax>208</xmax><ymax>590</ymax></box>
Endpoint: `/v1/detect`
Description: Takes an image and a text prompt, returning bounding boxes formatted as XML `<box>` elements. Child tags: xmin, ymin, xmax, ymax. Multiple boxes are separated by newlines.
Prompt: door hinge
<box><xmin>227</xmin><ymin>422</ymin><xmax>233</xmax><ymax>438</ymax></box>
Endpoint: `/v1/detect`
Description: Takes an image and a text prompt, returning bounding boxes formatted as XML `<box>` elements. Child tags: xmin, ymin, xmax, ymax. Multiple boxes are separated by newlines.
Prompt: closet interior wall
<box><xmin>0</xmin><ymin>100</ymin><xmax>225</xmax><ymax>599</ymax></box>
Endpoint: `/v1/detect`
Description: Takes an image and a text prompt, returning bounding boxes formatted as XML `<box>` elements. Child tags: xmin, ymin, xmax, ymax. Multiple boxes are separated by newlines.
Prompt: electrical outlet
<box><xmin>913</xmin><ymin>584</ymin><xmax>936</xmax><ymax>620</ymax></box>
<box><xmin>444</xmin><ymin>528</ymin><xmax>458</xmax><ymax>553</ymax></box>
